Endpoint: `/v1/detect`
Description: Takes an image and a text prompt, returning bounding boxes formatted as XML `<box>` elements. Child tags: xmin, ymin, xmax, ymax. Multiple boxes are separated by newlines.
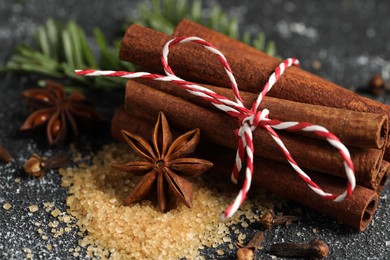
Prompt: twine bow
<box><xmin>76</xmin><ymin>36</ymin><xmax>356</xmax><ymax>220</ymax></box>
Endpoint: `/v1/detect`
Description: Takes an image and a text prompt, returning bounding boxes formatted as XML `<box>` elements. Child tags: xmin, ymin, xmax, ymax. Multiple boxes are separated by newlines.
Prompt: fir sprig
<box><xmin>3</xmin><ymin>0</ymin><xmax>276</xmax><ymax>92</ymax></box>
<box><xmin>130</xmin><ymin>0</ymin><xmax>276</xmax><ymax>56</ymax></box>
<box><xmin>4</xmin><ymin>19</ymin><xmax>134</xmax><ymax>91</ymax></box>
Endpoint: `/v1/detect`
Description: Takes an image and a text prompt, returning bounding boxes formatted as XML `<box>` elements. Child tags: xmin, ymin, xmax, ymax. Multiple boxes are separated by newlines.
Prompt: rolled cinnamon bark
<box><xmin>111</xmin><ymin>107</ymin><xmax>379</xmax><ymax>231</ymax></box>
<box><xmin>134</xmin><ymin>78</ymin><xmax>388</xmax><ymax>149</ymax></box>
<box><xmin>173</xmin><ymin>20</ymin><xmax>390</xmax><ymax>116</ymax></box>
<box><xmin>119</xmin><ymin>23</ymin><xmax>390</xmax><ymax>117</ymax></box>
<box><xmin>124</xmin><ymin>80</ymin><xmax>384</xmax><ymax>189</ymax></box>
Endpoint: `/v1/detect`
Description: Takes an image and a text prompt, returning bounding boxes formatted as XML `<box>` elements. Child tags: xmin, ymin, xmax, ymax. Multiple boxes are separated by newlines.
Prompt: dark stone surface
<box><xmin>0</xmin><ymin>0</ymin><xmax>389</xmax><ymax>259</ymax></box>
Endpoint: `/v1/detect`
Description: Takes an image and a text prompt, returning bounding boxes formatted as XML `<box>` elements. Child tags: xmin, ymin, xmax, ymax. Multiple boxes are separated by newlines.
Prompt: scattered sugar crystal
<box><xmin>216</xmin><ymin>249</ymin><xmax>224</xmax><ymax>255</ymax></box>
<box><xmin>62</xmin><ymin>215</ymin><xmax>71</xmax><ymax>223</ymax></box>
<box><xmin>43</xmin><ymin>202</ymin><xmax>54</xmax><ymax>208</ymax></box>
<box><xmin>51</xmin><ymin>208</ymin><xmax>62</xmax><ymax>217</ymax></box>
<box><xmin>241</xmin><ymin>222</ymin><xmax>249</xmax><ymax>228</ymax></box>
<box><xmin>28</xmin><ymin>205</ymin><xmax>39</xmax><ymax>213</ymax></box>
<box><xmin>3</xmin><ymin>203</ymin><xmax>12</xmax><ymax>210</ymax></box>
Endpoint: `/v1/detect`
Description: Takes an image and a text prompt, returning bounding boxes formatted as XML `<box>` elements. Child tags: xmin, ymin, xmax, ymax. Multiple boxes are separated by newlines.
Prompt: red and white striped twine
<box><xmin>76</xmin><ymin>36</ymin><xmax>356</xmax><ymax>220</ymax></box>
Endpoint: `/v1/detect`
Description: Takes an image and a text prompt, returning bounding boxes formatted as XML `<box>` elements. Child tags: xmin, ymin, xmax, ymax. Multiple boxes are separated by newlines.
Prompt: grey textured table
<box><xmin>0</xmin><ymin>0</ymin><xmax>389</xmax><ymax>259</ymax></box>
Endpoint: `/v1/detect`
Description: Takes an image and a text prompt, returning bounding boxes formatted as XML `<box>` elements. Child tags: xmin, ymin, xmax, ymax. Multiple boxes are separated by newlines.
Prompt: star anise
<box><xmin>20</xmin><ymin>80</ymin><xmax>105</xmax><ymax>145</ymax></box>
<box><xmin>112</xmin><ymin>112</ymin><xmax>213</xmax><ymax>212</ymax></box>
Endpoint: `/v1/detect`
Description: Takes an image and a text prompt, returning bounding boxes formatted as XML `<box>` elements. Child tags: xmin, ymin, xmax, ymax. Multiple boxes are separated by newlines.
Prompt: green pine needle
<box><xmin>3</xmin><ymin>18</ymin><xmax>134</xmax><ymax>91</ymax></box>
<box><xmin>128</xmin><ymin>0</ymin><xmax>276</xmax><ymax>55</ymax></box>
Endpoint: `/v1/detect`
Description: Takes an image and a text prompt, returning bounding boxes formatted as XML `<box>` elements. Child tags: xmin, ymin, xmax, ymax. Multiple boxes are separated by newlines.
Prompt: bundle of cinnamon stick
<box><xmin>111</xmin><ymin>20</ymin><xmax>390</xmax><ymax>230</ymax></box>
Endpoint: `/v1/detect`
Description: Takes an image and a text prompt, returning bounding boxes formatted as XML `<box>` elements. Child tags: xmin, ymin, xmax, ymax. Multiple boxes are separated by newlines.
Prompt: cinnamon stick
<box><xmin>119</xmin><ymin>23</ymin><xmax>390</xmax><ymax>118</ymax></box>
<box><xmin>173</xmin><ymin>20</ymin><xmax>390</xmax><ymax>116</ymax></box>
<box><xmin>124</xmin><ymin>80</ymin><xmax>383</xmax><ymax>189</ymax></box>
<box><xmin>134</xmin><ymin>78</ymin><xmax>388</xmax><ymax>150</ymax></box>
<box><xmin>111</xmin><ymin>107</ymin><xmax>379</xmax><ymax>231</ymax></box>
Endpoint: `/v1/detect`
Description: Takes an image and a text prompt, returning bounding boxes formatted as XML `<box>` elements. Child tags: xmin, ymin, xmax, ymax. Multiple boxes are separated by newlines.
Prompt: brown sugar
<box><xmin>61</xmin><ymin>143</ymin><xmax>275</xmax><ymax>258</ymax></box>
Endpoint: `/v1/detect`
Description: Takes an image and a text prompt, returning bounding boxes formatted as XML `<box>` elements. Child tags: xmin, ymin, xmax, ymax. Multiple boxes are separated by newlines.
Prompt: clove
<box><xmin>367</xmin><ymin>74</ymin><xmax>385</xmax><ymax>97</ymax></box>
<box><xmin>236</xmin><ymin>231</ymin><xmax>264</xmax><ymax>260</ymax></box>
<box><xmin>269</xmin><ymin>239</ymin><xmax>329</xmax><ymax>259</ymax></box>
<box><xmin>0</xmin><ymin>146</ymin><xmax>13</xmax><ymax>163</ymax></box>
<box><xmin>23</xmin><ymin>153</ymin><xmax>70</xmax><ymax>178</ymax></box>
<box><xmin>260</xmin><ymin>210</ymin><xmax>302</xmax><ymax>229</ymax></box>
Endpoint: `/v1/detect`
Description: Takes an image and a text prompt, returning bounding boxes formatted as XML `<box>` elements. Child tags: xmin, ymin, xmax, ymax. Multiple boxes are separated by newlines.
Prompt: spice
<box><xmin>367</xmin><ymin>74</ymin><xmax>385</xmax><ymax>97</ymax></box>
<box><xmin>269</xmin><ymin>239</ymin><xmax>329</xmax><ymax>259</ymax></box>
<box><xmin>260</xmin><ymin>210</ymin><xmax>302</xmax><ymax>229</ymax></box>
<box><xmin>236</xmin><ymin>231</ymin><xmax>264</xmax><ymax>260</ymax></box>
<box><xmin>112</xmin><ymin>112</ymin><xmax>213</xmax><ymax>212</ymax></box>
<box><xmin>0</xmin><ymin>146</ymin><xmax>13</xmax><ymax>163</ymax></box>
<box><xmin>20</xmin><ymin>80</ymin><xmax>105</xmax><ymax>145</ymax></box>
<box><xmin>24</xmin><ymin>154</ymin><xmax>44</xmax><ymax>177</ymax></box>
<box><xmin>23</xmin><ymin>153</ymin><xmax>70</xmax><ymax>178</ymax></box>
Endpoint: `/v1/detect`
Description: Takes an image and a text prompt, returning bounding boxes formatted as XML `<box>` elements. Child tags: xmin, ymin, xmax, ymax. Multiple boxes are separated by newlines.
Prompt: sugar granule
<box><xmin>3</xmin><ymin>203</ymin><xmax>12</xmax><ymax>210</ymax></box>
<box><xmin>28</xmin><ymin>205</ymin><xmax>39</xmax><ymax>213</ymax></box>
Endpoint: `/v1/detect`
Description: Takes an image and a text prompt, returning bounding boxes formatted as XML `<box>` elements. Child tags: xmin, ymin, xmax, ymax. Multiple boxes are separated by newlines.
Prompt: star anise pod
<box><xmin>112</xmin><ymin>112</ymin><xmax>213</xmax><ymax>212</ymax></box>
<box><xmin>20</xmin><ymin>80</ymin><xmax>105</xmax><ymax>145</ymax></box>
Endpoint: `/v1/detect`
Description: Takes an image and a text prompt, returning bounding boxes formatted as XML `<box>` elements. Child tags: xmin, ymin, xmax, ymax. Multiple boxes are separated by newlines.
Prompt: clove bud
<box><xmin>367</xmin><ymin>74</ymin><xmax>385</xmax><ymax>97</ymax></box>
<box><xmin>236</xmin><ymin>231</ymin><xmax>264</xmax><ymax>260</ymax></box>
<box><xmin>269</xmin><ymin>239</ymin><xmax>329</xmax><ymax>259</ymax></box>
<box><xmin>23</xmin><ymin>153</ymin><xmax>70</xmax><ymax>178</ymax></box>
<box><xmin>260</xmin><ymin>210</ymin><xmax>302</xmax><ymax>229</ymax></box>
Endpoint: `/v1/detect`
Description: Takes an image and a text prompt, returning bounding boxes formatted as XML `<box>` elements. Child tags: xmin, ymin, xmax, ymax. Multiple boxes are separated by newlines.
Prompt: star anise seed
<box><xmin>20</xmin><ymin>80</ymin><xmax>105</xmax><ymax>145</ymax></box>
<box><xmin>112</xmin><ymin>112</ymin><xmax>213</xmax><ymax>212</ymax></box>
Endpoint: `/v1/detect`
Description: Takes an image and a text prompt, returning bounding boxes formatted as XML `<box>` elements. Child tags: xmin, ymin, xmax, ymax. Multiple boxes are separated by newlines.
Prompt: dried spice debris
<box><xmin>236</xmin><ymin>231</ymin><xmax>264</xmax><ymax>260</ymax></box>
<box><xmin>20</xmin><ymin>80</ymin><xmax>105</xmax><ymax>145</ymax></box>
<box><xmin>260</xmin><ymin>210</ymin><xmax>302</xmax><ymax>229</ymax></box>
<box><xmin>23</xmin><ymin>153</ymin><xmax>70</xmax><ymax>178</ymax></box>
<box><xmin>0</xmin><ymin>146</ymin><xmax>13</xmax><ymax>163</ymax></box>
<box><xmin>112</xmin><ymin>112</ymin><xmax>213</xmax><ymax>212</ymax></box>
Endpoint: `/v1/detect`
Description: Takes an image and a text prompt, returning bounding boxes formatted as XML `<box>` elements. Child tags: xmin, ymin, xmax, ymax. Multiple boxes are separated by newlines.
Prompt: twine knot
<box><xmin>238</xmin><ymin>109</ymin><xmax>270</xmax><ymax>133</ymax></box>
